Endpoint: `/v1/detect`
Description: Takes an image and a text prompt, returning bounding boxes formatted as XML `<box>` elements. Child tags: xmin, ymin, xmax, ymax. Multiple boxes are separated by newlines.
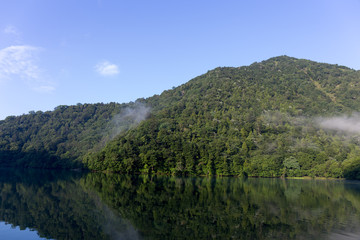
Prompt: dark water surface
<box><xmin>0</xmin><ymin>169</ymin><xmax>360</xmax><ymax>240</ymax></box>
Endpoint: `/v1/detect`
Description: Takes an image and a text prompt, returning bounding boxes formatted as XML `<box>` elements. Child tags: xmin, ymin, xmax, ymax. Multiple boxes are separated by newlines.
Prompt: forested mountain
<box><xmin>1</xmin><ymin>56</ymin><xmax>360</xmax><ymax>179</ymax></box>
<box><xmin>85</xmin><ymin>56</ymin><xmax>360</xmax><ymax>179</ymax></box>
<box><xmin>0</xmin><ymin>102</ymin><xmax>149</xmax><ymax>168</ymax></box>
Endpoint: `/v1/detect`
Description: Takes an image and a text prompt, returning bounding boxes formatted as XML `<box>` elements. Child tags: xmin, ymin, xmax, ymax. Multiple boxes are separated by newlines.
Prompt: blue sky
<box><xmin>0</xmin><ymin>0</ymin><xmax>359</xmax><ymax>120</ymax></box>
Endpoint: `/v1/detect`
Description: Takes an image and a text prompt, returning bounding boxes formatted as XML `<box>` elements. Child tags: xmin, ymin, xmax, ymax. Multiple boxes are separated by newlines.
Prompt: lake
<box><xmin>0</xmin><ymin>169</ymin><xmax>360</xmax><ymax>240</ymax></box>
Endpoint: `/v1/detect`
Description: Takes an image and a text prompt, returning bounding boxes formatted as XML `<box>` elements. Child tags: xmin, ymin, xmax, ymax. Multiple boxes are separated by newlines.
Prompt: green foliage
<box><xmin>284</xmin><ymin>157</ymin><xmax>300</xmax><ymax>170</ymax></box>
<box><xmin>2</xmin><ymin>56</ymin><xmax>360</xmax><ymax>179</ymax></box>
<box><xmin>342</xmin><ymin>150</ymin><xmax>360</xmax><ymax>180</ymax></box>
<box><xmin>0</xmin><ymin>102</ymin><xmax>144</xmax><ymax>168</ymax></box>
<box><xmin>86</xmin><ymin>56</ymin><xmax>360</xmax><ymax>179</ymax></box>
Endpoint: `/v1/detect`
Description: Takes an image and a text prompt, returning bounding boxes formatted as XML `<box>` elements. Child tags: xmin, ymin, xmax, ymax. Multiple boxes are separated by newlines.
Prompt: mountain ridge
<box><xmin>85</xmin><ymin>56</ymin><xmax>360</xmax><ymax>179</ymax></box>
<box><xmin>1</xmin><ymin>56</ymin><xmax>360</xmax><ymax>179</ymax></box>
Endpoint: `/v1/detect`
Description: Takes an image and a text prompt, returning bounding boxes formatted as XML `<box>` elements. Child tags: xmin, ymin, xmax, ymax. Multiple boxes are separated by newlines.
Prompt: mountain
<box><xmin>0</xmin><ymin>102</ymin><xmax>149</xmax><ymax>168</ymax></box>
<box><xmin>1</xmin><ymin>56</ymin><xmax>360</xmax><ymax>179</ymax></box>
<box><xmin>85</xmin><ymin>56</ymin><xmax>360</xmax><ymax>179</ymax></box>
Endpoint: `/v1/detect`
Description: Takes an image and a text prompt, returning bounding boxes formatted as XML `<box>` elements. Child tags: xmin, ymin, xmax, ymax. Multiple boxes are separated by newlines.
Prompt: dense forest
<box><xmin>85</xmin><ymin>56</ymin><xmax>360</xmax><ymax>179</ymax></box>
<box><xmin>0</xmin><ymin>102</ymin><xmax>149</xmax><ymax>168</ymax></box>
<box><xmin>1</xmin><ymin>56</ymin><xmax>360</xmax><ymax>179</ymax></box>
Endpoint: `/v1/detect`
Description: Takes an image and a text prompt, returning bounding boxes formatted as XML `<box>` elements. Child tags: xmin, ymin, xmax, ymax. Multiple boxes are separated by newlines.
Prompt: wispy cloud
<box><xmin>107</xmin><ymin>102</ymin><xmax>151</xmax><ymax>140</ymax></box>
<box><xmin>317</xmin><ymin>114</ymin><xmax>360</xmax><ymax>134</ymax></box>
<box><xmin>0</xmin><ymin>45</ymin><xmax>41</xmax><ymax>81</ymax></box>
<box><xmin>32</xmin><ymin>85</ymin><xmax>56</xmax><ymax>93</ymax></box>
<box><xmin>0</xmin><ymin>45</ymin><xmax>55</xmax><ymax>93</ymax></box>
<box><xmin>95</xmin><ymin>60</ymin><xmax>119</xmax><ymax>76</ymax></box>
<box><xmin>4</xmin><ymin>25</ymin><xmax>20</xmax><ymax>36</ymax></box>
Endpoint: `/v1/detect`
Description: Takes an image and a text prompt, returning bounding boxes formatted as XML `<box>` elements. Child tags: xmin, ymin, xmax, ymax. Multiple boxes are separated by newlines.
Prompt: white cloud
<box><xmin>0</xmin><ymin>45</ymin><xmax>41</xmax><ymax>81</ymax></box>
<box><xmin>95</xmin><ymin>60</ymin><xmax>119</xmax><ymax>76</ymax></box>
<box><xmin>0</xmin><ymin>45</ymin><xmax>56</xmax><ymax>93</ymax></box>
<box><xmin>317</xmin><ymin>114</ymin><xmax>360</xmax><ymax>134</ymax></box>
<box><xmin>4</xmin><ymin>25</ymin><xmax>19</xmax><ymax>35</ymax></box>
<box><xmin>32</xmin><ymin>85</ymin><xmax>56</xmax><ymax>93</ymax></box>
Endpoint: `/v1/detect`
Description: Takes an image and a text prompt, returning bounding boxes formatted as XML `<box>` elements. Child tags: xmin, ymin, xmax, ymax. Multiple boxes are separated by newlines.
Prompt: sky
<box><xmin>0</xmin><ymin>0</ymin><xmax>359</xmax><ymax>120</ymax></box>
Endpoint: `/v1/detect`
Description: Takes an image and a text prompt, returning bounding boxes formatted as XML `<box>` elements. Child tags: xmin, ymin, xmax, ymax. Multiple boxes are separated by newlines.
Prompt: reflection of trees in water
<box><xmin>85</xmin><ymin>189</ymin><xmax>141</xmax><ymax>240</ymax></box>
<box><xmin>0</xmin><ymin>169</ymin><xmax>139</xmax><ymax>240</ymax></box>
<box><xmin>83</xmin><ymin>174</ymin><xmax>360</xmax><ymax>240</ymax></box>
<box><xmin>1</xmin><ymin>169</ymin><xmax>360</xmax><ymax>240</ymax></box>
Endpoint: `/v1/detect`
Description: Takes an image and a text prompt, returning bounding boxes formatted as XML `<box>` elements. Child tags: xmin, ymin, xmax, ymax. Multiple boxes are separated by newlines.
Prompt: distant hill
<box><xmin>0</xmin><ymin>102</ymin><xmax>149</xmax><ymax>168</ymax></box>
<box><xmin>1</xmin><ymin>56</ymin><xmax>360</xmax><ymax>179</ymax></box>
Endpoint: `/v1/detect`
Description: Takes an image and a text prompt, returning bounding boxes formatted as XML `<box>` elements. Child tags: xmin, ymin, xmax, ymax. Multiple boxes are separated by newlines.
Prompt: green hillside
<box><xmin>85</xmin><ymin>56</ymin><xmax>360</xmax><ymax>179</ymax></box>
<box><xmin>1</xmin><ymin>56</ymin><xmax>360</xmax><ymax>179</ymax></box>
<box><xmin>0</xmin><ymin>102</ymin><xmax>149</xmax><ymax>168</ymax></box>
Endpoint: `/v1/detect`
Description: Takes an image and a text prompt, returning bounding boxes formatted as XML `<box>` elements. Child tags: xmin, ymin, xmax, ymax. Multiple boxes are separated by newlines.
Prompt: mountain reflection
<box><xmin>82</xmin><ymin>174</ymin><xmax>360</xmax><ymax>240</ymax></box>
<box><xmin>0</xmin><ymin>169</ymin><xmax>140</xmax><ymax>240</ymax></box>
<box><xmin>1</xmin><ymin>169</ymin><xmax>360</xmax><ymax>240</ymax></box>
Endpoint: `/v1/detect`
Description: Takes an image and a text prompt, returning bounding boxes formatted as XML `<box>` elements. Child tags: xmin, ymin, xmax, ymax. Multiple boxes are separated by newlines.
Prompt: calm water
<box><xmin>0</xmin><ymin>169</ymin><xmax>360</xmax><ymax>240</ymax></box>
